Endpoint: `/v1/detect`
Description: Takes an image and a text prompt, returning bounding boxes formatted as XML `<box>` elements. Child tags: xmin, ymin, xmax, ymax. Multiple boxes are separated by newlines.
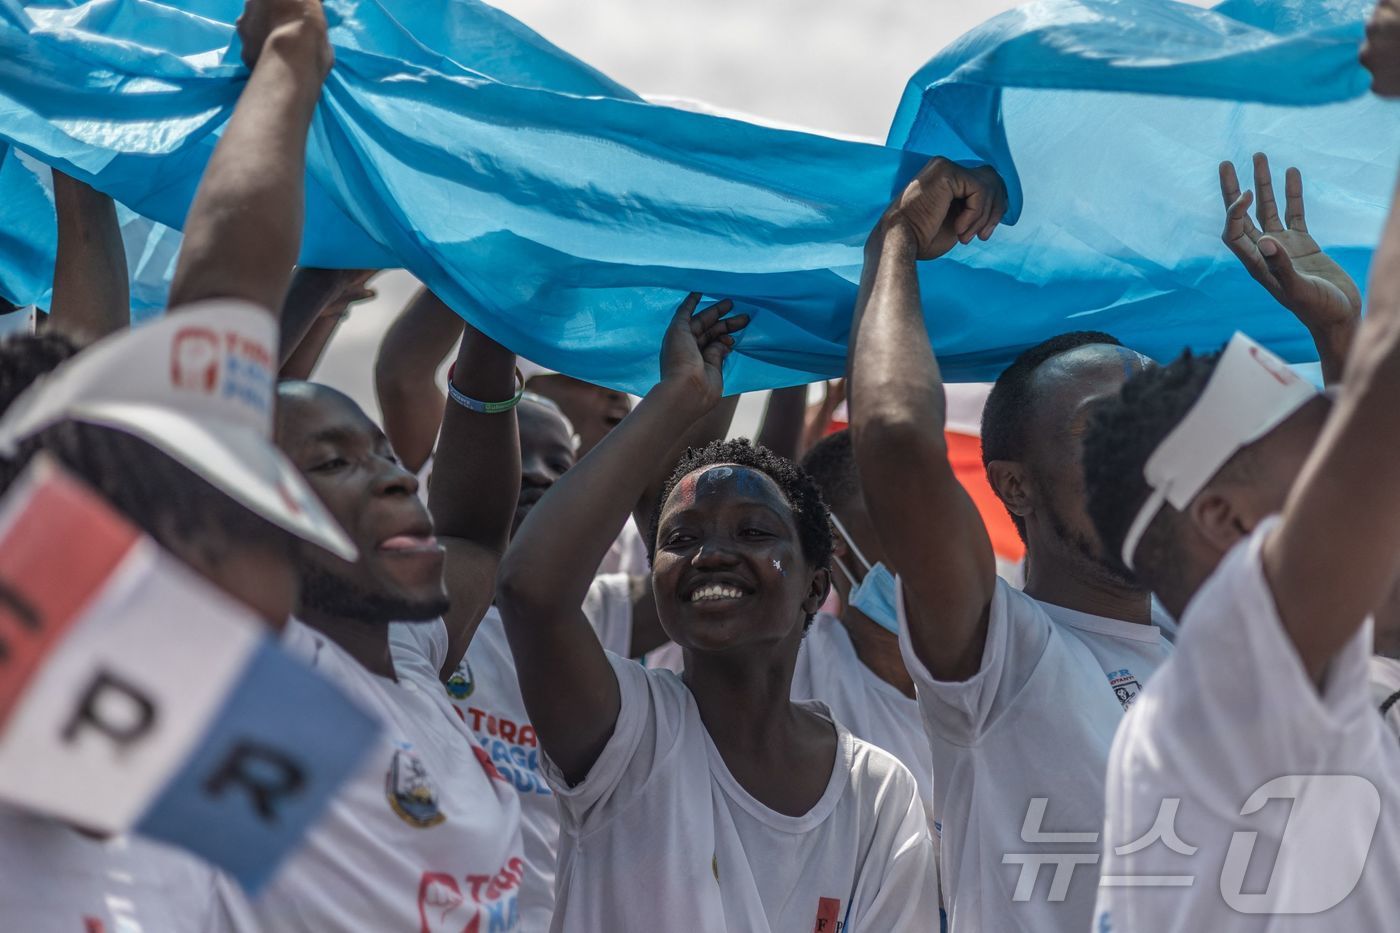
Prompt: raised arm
<box><xmin>1265</xmin><ymin>162</ymin><xmax>1400</xmax><ymax>680</ymax></box>
<box><xmin>374</xmin><ymin>287</ymin><xmax>464</xmax><ymax>472</ymax></box>
<box><xmin>497</xmin><ymin>295</ymin><xmax>746</xmax><ymax>783</ymax></box>
<box><xmin>427</xmin><ymin>313</ymin><xmax>520</xmax><ymax>678</ymax></box>
<box><xmin>848</xmin><ymin>157</ymin><xmax>1007</xmax><ymax>682</ymax></box>
<box><xmin>1220</xmin><ymin>154</ymin><xmax>1361</xmax><ymax>384</ymax></box>
<box><xmin>46</xmin><ymin>171</ymin><xmax>129</xmax><ymax>342</ymax></box>
<box><xmin>166</xmin><ymin>0</ymin><xmax>331</xmax><ymax>315</ymax></box>
<box><xmin>802</xmin><ymin>379</ymin><xmax>846</xmax><ymax>454</ymax></box>
<box><xmin>278</xmin><ymin>267</ymin><xmax>376</xmax><ymax>378</ymax></box>
<box><xmin>754</xmin><ymin>385</ymin><xmax>808</xmax><ymax>462</ymax></box>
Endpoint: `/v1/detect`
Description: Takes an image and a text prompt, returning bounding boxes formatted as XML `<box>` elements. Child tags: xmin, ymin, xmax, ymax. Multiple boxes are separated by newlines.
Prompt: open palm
<box><xmin>1220</xmin><ymin>154</ymin><xmax>1361</xmax><ymax>334</ymax></box>
<box><xmin>659</xmin><ymin>293</ymin><xmax>749</xmax><ymax>410</ymax></box>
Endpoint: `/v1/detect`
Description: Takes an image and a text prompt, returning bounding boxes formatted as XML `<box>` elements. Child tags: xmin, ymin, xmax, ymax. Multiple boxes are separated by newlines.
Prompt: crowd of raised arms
<box><xmin>5</xmin><ymin>1</ymin><xmax>1400</xmax><ymax>931</ymax></box>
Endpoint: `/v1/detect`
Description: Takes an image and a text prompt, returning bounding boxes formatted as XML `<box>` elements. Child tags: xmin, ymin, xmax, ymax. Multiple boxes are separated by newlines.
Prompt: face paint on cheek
<box><xmin>772</xmin><ymin>559</ymin><xmax>785</xmax><ymax>576</ymax></box>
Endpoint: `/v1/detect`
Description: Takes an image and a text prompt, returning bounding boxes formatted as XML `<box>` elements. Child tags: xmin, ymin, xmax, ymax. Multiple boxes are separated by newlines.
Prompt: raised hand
<box><xmin>883</xmin><ymin>158</ymin><xmax>1008</xmax><ymax>261</ymax></box>
<box><xmin>1220</xmin><ymin>154</ymin><xmax>1361</xmax><ymax>338</ymax></box>
<box><xmin>659</xmin><ymin>293</ymin><xmax>749</xmax><ymax>410</ymax></box>
<box><xmin>236</xmin><ymin>0</ymin><xmax>331</xmax><ymax>75</ymax></box>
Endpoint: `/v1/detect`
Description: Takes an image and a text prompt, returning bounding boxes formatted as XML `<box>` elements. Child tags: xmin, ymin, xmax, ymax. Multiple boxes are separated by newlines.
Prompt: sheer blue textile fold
<box><xmin>0</xmin><ymin>0</ymin><xmax>1394</xmax><ymax>392</ymax></box>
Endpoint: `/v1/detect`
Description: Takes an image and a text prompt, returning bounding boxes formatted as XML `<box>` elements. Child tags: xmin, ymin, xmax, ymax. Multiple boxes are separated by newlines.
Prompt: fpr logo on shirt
<box><xmin>1106</xmin><ymin>669</ymin><xmax>1141</xmax><ymax>710</ymax></box>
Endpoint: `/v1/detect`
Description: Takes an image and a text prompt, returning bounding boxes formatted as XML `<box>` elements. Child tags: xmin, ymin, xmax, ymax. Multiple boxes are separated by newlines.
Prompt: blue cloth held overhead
<box><xmin>0</xmin><ymin>0</ymin><xmax>1395</xmax><ymax>393</ymax></box>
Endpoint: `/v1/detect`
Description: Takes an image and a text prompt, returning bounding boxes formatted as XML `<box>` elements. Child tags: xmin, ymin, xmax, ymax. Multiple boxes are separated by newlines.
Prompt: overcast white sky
<box><xmin>318</xmin><ymin>0</ymin><xmax>1038</xmax><ymax>428</ymax></box>
<box><xmin>489</xmin><ymin>0</ymin><xmax>1032</xmax><ymax>139</ymax></box>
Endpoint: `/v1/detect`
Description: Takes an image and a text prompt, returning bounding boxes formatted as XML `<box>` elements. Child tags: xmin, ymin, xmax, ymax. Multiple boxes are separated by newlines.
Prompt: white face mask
<box><xmin>829</xmin><ymin>512</ymin><xmax>900</xmax><ymax>636</ymax></box>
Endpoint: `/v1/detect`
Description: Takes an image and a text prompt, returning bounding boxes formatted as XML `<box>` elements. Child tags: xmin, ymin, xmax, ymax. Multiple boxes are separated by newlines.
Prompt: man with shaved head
<box><xmin>848</xmin><ymin>152</ymin><xmax>1360</xmax><ymax>931</ymax></box>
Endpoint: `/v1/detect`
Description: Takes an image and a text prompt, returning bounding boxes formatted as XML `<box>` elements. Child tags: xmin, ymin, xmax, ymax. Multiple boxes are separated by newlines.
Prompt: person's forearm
<box><xmin>48</xmin><ymin>173</ymin><xmax>128</xmax><ymax>341</ymax></box>
<box><xmin>279</xmin><ymin>311</ymin><xmax>344</xmax><ymax>380</ymax></box>
<box><xmin>849</xmin><ymin>220</ymin><xmax>948</xmax><ymax>442</ymax></box>
<box><xmin>429</xmin><ymin>321</ymin><xmax>520</xmax><ymax>557</ymax></box>
<box><xmin>375</xmin><ymin>288</ymin><xmax>464</xmax><ymax>471</ymax></box>
<box><xmin>755</xmin><ymin>386</ymin><xmax>807</xmax><ymax>461</ymax></box>
<box><xmin>168</xmin><ymin>27</ymin><xmax>325</xmax><ymax>314</ymax></box>
<box><xmin>501</xmin><ymin>383</ymin><xmax>707</xmax><ymax>618</ymax></box>
<box><xmin>1269</xmin><ymin>167</ymin><xmax>1400</xmax><ymax>679</ymax></box>
<box><xmin>1310</xmin><ymin>320</ymin><xmax>1356</xmax><ymax>386</ymax></box>
<box><xmin>279</xmin><ymin>268</ymin><xmax>355</xmax><ymax>366</ymax></box>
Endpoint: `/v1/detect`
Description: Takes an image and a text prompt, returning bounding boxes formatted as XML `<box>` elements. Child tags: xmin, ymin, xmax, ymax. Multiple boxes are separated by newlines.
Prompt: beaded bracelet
<box><xmin>446</xmin><ymin>365</ymin><xmax>525</xmax><ymax>414</ymax></box>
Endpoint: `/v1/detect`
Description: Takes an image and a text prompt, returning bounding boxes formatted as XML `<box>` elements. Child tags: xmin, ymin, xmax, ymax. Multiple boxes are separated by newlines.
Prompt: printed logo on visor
<box><xmin>171</xmin><ymin>327</ymin><xmax>220</xmax><ymax>392</ymax></box>
<box><xmin>170</xmin><ymin>325</ymin><xmax>274</xmax><ymax>419</ymax></box>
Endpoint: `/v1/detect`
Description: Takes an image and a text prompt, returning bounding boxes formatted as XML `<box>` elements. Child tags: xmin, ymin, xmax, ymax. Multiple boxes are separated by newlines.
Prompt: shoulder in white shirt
<box><xmin>1095</xmin><ymin>519</ymin><xmax>1400</xmax><ymax>932</ymax></box>
<box><xmin>895</xmin><ymin>575</ymin><xmax>1172</xmax><ymax>933</ymax></box>
<box><xmin>0</xmin><ymin>803</ymin><xmax>255</xmax><ymax>933</ymax></box>
<box><xmin>543</xmin><ymin>653</ymin><xmax>939</xmax><ymax>933</ymax></box>
<box><xmin>258</xmin><ymin>619</ymin><xmax>524</xmax><ymax>933</ymax></box>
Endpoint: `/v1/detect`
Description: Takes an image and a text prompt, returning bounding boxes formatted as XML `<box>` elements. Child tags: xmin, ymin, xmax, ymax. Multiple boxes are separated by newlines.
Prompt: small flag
<box><xmin>0</xmin><ymin>458</ymin><xmax>379</xmax><ymax>892</ymax></box>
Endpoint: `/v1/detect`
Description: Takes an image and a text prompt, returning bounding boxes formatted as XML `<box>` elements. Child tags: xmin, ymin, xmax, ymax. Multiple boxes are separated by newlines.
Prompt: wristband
<box><xmin>446</xmin><ymin>365</ymin><xmax>525</xmax><ymax>414</ymax></box>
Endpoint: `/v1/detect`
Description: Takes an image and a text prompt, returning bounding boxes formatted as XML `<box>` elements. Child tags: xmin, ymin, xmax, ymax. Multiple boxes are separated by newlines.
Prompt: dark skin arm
<box><xmin>166</xmin><ymin>0</ymin><xmax>332</xmax><ymax>317</ymax></box>
<box><xmin>374</xmin><ymin>287</ymin><xmax>464</xmax><ymax>473</ymax></box>
<box><xmin>803</xmin><ymin>379</ymin><xmax>848</xmax><ymax>453</ymax></box>
<box><xmin>1220</xmin><ymin>154</ymin><xmax>1361</xmax><ymax>385</ymax></box>
<box><xmin>47</xmin><ymin>172</ymin><xmax>129</xmax><ymax>342</ymax></box>
<box><xmin>848</xmin><ymin>157</ymin><xmax>1008</xmax><ymax>682</ymax></box>
<box><xmin>1265</xmin><ymin>162</ymin><xmax>1400</xmax><ymax>682</ymax></box>
<box><xmin>497</xmin><ymin>295</ymin><xmax>747</xmax><ymax>784</ymax></box>
<box><xmin>754</xmin><ymin>385</ymin><xmax>807</xmax><ymax>462</ymax></box>
<box><xmin>427</xmin><ymin>312</ymin><xmax>521</xmax><ymax>680</ymax></box>
<box><xmin>278</xmin><ymin>267</ymin><xmax>376</xmax><ymax>378</ymax></box>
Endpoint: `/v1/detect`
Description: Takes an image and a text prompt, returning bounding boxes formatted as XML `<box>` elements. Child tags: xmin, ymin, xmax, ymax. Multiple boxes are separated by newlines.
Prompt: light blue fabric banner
<box><xmin>0</xmin><ymin>145</ymin><xmax>180</xmax><ymax>316</ymax></box>
<box><xmin>0</xmin><ymin>0</ymin><xmax>1395</xmax><ymax>392</ymax></box>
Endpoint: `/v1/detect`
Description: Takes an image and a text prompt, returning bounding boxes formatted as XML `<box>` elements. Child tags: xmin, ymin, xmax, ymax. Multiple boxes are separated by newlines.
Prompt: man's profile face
<box><xmin>275</xmin><ymin>382</ymin><xmax>448</xmax><ymax>623</ymax></box>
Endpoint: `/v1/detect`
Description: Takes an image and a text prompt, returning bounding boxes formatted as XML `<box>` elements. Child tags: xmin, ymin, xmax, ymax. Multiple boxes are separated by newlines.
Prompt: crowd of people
<box><xmin>4</xmin><ymin>0</ymin><xmax>1400</xmax><ymax>930</ymax></box>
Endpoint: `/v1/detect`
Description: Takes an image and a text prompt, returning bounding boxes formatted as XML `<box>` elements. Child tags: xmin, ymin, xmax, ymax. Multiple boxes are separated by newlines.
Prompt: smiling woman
<box><xmin>495</xmin><ymin>295</ymin><xmax>939</xmax><ymax>932</ymax></box>
<box><xmin>648</xmin><ymin>438</ymin><xmax>833</xmax><ymax>647</ymax></box>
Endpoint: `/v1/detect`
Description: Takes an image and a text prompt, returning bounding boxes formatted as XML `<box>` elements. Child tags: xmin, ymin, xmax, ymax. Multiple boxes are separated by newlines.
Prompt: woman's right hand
<box><xmin>658</xmin><ymin>292</ymin><xmax>749</xmax><ymax>412</ymax></box>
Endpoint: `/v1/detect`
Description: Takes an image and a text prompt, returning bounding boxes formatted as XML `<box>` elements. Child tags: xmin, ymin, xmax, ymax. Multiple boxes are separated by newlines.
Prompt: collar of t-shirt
<box><xmin>1033</xmin><ymin>599</ymin><xmax>1167</xmax><ymax>645</ymax></box>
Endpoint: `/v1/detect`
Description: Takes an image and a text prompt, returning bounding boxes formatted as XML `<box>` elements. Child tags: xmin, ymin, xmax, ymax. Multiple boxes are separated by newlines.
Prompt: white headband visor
<box><xmin>1120</xmin><ymin>332</ymin><xmax>1318</xmax><ymax>571</ymax></box>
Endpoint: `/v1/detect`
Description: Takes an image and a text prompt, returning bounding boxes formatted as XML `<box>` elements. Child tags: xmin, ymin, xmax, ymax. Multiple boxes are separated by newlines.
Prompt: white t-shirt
<box><xmin>545</xmin><ymin>653</ymin><xmax>939</xmax><ymax>932</ymax></box>
<box><xmin>0</xmin><ymin>803</ymin><xmax>254</xmax><ymax>932</ymax></box>
<box><xmin>422</xmin><ymin>575</ymin><xmax>635</xmax><ymax>933</ymax></box>
<box><xmin>791</xmin><ymin>614</ymin><xmax>933</xmax><ymax>828</ymax></box>
<box><xmin>1095</xmin><ymin>520</ymin><xmax>1400</xmax><ymax>931</ymax></box>
<box><xmin>257</xmin><ymin>620</ymin><xmax>524</xmax><ymax>932</ymax></box>
<box><xmin>896</xmin><ymin>576</ymin><xmax>1171</xmax><ymax>933</ymax></box>
<box><xmin>1368</xmin><ymin>654</ymin><xmax>1400</xmax><ymax>740</ymax></box>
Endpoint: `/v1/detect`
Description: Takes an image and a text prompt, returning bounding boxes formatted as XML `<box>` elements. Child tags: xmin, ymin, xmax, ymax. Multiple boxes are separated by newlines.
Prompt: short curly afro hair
<box><xmin>982</xmin><ymin>331</ymin><xmax>1123</xmax><ymax>542</ymax></box>
<box><xmin>647</xmin><ymin>437</ymin><xmax>833</xmax><ymax>576</ymax></box>
<box><xmin>799</xmin><ymin>429</ymin><xmax>858</xmax><ymax>512</ymax></box>
<box><xmin>1083</xmin><ymin>348</ymin><xmax>1223</xmax><ymax>580</ymax></box>
<box><xmin>0</xmin><ymin>331</ymin><xmax>80</xmax><ymax>417</ymax></box>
